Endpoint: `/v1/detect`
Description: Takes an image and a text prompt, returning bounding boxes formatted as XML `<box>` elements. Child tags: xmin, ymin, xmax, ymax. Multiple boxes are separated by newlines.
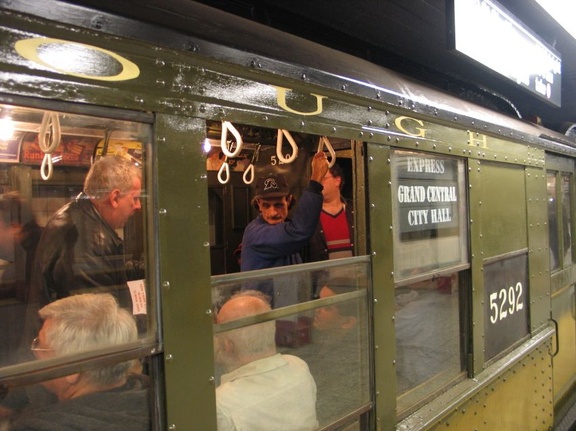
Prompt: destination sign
<box><xmin>395</xmin><ymin>154</ymin><xmax>460</xmax><ymax>233</ymax></box>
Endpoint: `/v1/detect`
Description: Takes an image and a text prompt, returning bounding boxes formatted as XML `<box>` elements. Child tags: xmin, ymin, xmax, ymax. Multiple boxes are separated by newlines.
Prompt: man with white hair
<box><xmin>11</xmin><ymin>293</ymin><xmax>149</xmax><ymax>431</ymax></box>
<box><xmin>30</xmin><ymin>155</ymin><xmax>142</xmax><ymax>308</ymax></box>
<box><xmin>214</xmin><ymin>290</ymin><xmax>318</xmax><ymax>431</ymax></box>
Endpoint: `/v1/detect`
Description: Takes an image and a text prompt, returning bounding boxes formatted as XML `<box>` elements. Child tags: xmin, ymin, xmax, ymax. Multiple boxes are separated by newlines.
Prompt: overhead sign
<box><xmin>448</xmin><ymin>0</ymin><xmax>562</xmax><ymax>107</ymax></box>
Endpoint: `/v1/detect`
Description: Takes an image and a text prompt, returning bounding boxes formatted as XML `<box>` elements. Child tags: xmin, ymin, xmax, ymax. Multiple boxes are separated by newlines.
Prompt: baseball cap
<box><xmin>254</xmin><ymin>173</ymin><xmax>290</xmax><ymax>199</ymax></box>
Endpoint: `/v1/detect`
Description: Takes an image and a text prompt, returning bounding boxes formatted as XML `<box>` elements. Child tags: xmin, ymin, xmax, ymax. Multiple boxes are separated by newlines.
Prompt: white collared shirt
<box><xmin>216</xmin><ymin>353</ymin><xmax>318</xmax><ymax>431</ymax></box>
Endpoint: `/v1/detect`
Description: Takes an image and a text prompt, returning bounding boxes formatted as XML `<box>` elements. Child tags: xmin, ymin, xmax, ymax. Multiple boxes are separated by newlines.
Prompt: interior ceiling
<box><xmin>192</xmin><ymin>0</ymin><xmax>576</xmax><ymax>132</ymax></box>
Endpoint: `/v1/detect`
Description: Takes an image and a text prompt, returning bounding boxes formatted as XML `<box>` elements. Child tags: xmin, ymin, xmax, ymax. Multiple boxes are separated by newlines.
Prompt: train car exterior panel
<box><xmin>0</xmin><ymin>7</ymin><xmax>554</xmax><ymax>161</ymax></box>
<box><xmin>0</xmin><ymin>1</ymin><xmax>574</xmax><ymax>430</ymax></box>
<box><xmin>398</xmin><ymin>328</ymin><xmax>554</xmax><ymax>430</ymax></box>
<box><xmin>365</xmin><ymin>142</ymin><xmax>395</xmax><ymax>430</ymax></box>
<box><xmin>155</xmin><ymin>114</ymin><xmax>217</xmax><ymax>430</ymax></box>
<box><xmin>525</xmin><ymin>165</ymin><xmax>553</xmax><ymax>333</ymax></box>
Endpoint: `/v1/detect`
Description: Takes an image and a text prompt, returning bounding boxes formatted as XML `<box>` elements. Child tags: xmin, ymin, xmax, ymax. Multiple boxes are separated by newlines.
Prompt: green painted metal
<box><xmin>0</xmin><ymin>5</ymin><xmax>571</xmax><ymax>431</ymax></box>
<box><xmin>156</xmin><ymin>115</ymin><xmax>217</xmax><ymax>430</ymax></box>
<box><xmin>365</xmin><ymin>143</ymin><xmax>396</xmax><ymax>431</ymax></box>
<box><xmin>526</xmin><ymin>165</ymin><xmax>551</xmax><ymax>332</ymax></box>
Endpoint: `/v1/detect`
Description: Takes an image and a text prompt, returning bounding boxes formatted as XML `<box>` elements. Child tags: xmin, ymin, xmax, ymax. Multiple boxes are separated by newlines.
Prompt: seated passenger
<box><xmin>10</xmin><ymin>293</ymin><xmax>149</xmax><ymax>431</ymax></box>
<box><xmin>214</xmin><ymin>290</ymin><xmax>318</xmax><ymax>431</ymax></box>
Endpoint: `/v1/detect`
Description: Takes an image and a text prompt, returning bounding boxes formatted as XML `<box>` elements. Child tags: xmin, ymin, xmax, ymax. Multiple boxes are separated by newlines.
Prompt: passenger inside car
<box><xmin>214</xmin><ymin>290</ymin><xmax>318</xmax><ymax>431</ymax></box>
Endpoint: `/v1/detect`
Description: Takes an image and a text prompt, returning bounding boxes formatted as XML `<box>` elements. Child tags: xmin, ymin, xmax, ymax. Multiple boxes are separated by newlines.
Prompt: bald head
<box><xmin>215</xmin><ymin>291</ymin><xmax>276</xmax><ymax>370</ymax></box>
<box><xmin>217</xmin><ymin>291</ymin><xmax>271</xmax><ymax>324</ymax></box>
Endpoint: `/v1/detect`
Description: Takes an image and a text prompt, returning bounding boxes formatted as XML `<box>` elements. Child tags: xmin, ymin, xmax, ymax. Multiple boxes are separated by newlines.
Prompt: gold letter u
<box><xmin>276</xmin><ymin>86</ymin><xmax>326</xmax><ymax>116</ymax></box>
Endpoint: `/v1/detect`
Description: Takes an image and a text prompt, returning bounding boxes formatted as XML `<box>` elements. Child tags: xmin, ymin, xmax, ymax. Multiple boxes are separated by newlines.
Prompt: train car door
<box><xmin>546</xmin><ymin>153</ymin><xmax>576</xmax><ymax>420</ymax></box>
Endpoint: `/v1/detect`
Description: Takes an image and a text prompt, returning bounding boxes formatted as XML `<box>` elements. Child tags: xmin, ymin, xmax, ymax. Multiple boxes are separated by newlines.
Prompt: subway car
<box><xmin>0</xmin><ymin>1</ymin><xmax>575</xmax><ymax>430</ymax></box>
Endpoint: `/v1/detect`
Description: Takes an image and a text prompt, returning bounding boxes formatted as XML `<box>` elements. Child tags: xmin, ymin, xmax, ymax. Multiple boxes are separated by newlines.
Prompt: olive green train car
<box><xmin>0</xmin><ymin>1</ymin><xmax>574</xmax><ymax>430</ymax></box>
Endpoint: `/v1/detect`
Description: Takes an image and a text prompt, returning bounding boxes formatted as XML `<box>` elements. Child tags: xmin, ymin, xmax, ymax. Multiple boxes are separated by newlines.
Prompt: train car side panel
<box><xmin>365</xmin><ymin>143</ymin><xmax>396</xmax><ymax>430</ymax></box>
<box><xmin>156</xmin><ymin>115</ymin><xmax>217</xmax><ymax>429</ymax></box>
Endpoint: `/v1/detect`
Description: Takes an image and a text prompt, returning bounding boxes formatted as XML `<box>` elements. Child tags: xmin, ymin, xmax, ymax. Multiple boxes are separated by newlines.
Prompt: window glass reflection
<box><xmin>395</xmin><ymin>274</ymin><xmax>463</xmax><ymax>417</ymax></box>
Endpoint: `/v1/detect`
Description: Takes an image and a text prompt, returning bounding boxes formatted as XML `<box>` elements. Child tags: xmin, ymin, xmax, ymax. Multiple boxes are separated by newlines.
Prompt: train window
<box><xmin>390</xmin><ymin>150</ymin><xmax>468</xmax><ymax>280</ymax></box>
<box><xmin>561</xmin><ymin>174</ymin><xmax>572</xmax><ymax>266</ymax></box>
<box><xmin>212</xmin><ymin>257</ymin><xmax>372</xmax><ymax>430</ymax></box>
<box><xmin>548</xmin><ymin>171</ymin><xmax>573</xmax><ymax>271</ymax></box>
<box><xmin>207</xmin><ymin>120</ymin><xmax>368</xmax><ymax>427</ymax></box>
<box><xmin>0</xmin><ymin>103</ymin><xmax>154</xmax><ymax>428</ymax></box>
<box><xmin>548</xmin><ymin>172</ymin><xmax>561</xmax><ymax>271</ymax></box>
<box><xmin>204</xmin><ymin>120</ymin><xmax>356</xmax><ymax>276</ymax></box>
<box><xmin>391</xmin><ymin>149</ymin><xmax>468</xmax><ymax>417</ymax></box>
<box><xmin>395</xmin><ymin>272</ymin><xmax>465</xmax><ymax>417</ymax></box>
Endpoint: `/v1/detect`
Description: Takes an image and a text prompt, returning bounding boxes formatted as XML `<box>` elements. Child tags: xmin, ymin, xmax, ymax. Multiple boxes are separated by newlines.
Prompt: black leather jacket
<box><xmin>30</xmin><ymin>193</ymin><xmax>130</xmax><ymax>309</ymax></box>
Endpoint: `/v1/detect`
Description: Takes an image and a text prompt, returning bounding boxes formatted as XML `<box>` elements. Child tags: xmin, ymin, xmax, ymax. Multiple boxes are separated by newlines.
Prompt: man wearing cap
<box><xmin>241</xmin><ymin>151</ymin><xmax>329</xmax><ymax>273</ymax></box>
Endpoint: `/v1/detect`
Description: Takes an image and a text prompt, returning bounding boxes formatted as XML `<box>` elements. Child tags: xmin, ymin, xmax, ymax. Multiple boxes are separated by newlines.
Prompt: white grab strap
<box><xmin>38</xmin><ymin>112</ymin><xmax>61</xmax><ymax>180</ymax></box>
<box><xmin>276</xmin><ymin>129</ymin><xmax>298</xmax><ymax>164</ymax></box>
<box><xmin>221</xmin><ymin>121</ymin><xmax>243</xmax><ymax>158</ymax></box>
<box><xmin>317</xmin><ymin>136</ymin><xmax>336</xmax><ymax>168</ymax></box>
<box><xmin>243</xmin><ymin>163</ymin><xmax>255</xmax><ymax>184</ymax></box>
<box><xmin>217</xmin><ymin>160</ymin><xmax>230</xmax><ymax>184</ymax></box>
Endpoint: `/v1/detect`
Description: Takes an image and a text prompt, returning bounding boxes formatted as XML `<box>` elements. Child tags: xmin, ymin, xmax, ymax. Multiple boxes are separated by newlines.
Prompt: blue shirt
<box><xmin>241</xmin><ymin>181</ymin><xmax>323</xmax><ymax>272</ymax></box>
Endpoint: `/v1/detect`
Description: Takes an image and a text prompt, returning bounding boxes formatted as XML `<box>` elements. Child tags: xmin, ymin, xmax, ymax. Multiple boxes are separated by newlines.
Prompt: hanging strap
<box><xmin>317</xmin><ymin>135</ymin><xmax>336</xmax><ymax>168</ymax></box>
<box><xmin>221</xmin><ymin>121</ymin><xmax>243</xmax><ymax>158</ymax></box>
<box><xmin>276</xmin><ymin>129</ymin><xmax>298</xmax><ymax>164</ymax></box>
<box><xmin>38</xmin><ymin>112</ymin><xmax>61</xmax><ymax>180</ymax></box>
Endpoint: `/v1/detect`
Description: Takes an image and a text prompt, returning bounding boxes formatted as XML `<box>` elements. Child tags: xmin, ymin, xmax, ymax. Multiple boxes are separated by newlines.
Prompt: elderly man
<box><xmin>214</xmin><ymin>290</ymin><xmax>318</xmax><ymax>431</ymax></box>
<box><xmin>29</xmin><ymin>155</ymin><xmax>142</xmax><ymax>314</ymax></box>
<box><xmin>11</xmin><ymin>293</ymin><xmax>149</xmax><ymax>431</ymax></box>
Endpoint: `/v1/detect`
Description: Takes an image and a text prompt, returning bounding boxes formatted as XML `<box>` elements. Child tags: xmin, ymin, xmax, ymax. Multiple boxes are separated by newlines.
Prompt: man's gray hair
<box><xmin>39</xmin><ymin>293</ymin><xmax>137</xmax><ymax>386</ymax></box>
<box><xmin>84</xmin><ymin>156</ymin><xmax>141</xmax><ymax>199</ymax></box>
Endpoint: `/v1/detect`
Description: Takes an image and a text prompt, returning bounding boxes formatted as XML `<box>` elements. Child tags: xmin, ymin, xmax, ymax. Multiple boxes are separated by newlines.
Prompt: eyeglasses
<box><xmin>30</xmin><ymin>337</ymin><xmax>53</xmax><ymax>353</ymax></box>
